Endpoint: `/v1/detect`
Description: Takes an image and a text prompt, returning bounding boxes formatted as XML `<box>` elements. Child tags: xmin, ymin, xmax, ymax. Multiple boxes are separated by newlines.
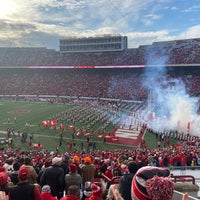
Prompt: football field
<box><xmin>0</xmin><ymin>100</ymin><xmax>136</xmax><ymax>152</ymax></box>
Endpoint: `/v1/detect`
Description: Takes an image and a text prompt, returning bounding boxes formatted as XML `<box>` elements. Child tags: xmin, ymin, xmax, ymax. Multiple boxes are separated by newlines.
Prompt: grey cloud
<box><xmin>0</xmin><ymin>20</ymin><xmax>37</xmax><ymax>33</ymax></box>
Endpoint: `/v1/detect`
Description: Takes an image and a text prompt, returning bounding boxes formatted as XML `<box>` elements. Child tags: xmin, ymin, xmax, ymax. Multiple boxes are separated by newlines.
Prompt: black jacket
<box><xmin>119</xmin><ymin>173</ymin><xmax>134</xmax><ymax>200</ymax></box>
<box><xmin>9</xmin><ymin>182</ymin><xmax>34</xmax><ymax>200</ymax></box>
<box><xmin>40</xmin><ymin>165</ymin><xmax>65</xmax><ymax>197</ymax></box>
<box><xmin>9</xmin><ymin>171</ymin><xmax>19</xmax><ymax>185</ymax></box>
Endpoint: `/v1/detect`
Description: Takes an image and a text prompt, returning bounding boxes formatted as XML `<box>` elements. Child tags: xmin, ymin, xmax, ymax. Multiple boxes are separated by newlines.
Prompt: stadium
<box><xmin>1</xmin><ymin>35</ymin><xmax>200</xmax><ymax>200</ymax></box>
<box><xmin>0</xmin><ymin>36</ymin><xmax>200</xmax><ymax>145</ymax></box>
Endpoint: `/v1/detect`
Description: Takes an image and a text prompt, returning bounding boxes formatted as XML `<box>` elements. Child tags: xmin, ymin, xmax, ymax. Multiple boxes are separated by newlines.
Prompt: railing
<box><xmin>102</xmin><ymin>172</ymin><xmax>196</xmax><ymax>185</ymax></box>
<box><xmin>171</xmin><ymin>173</ymin><xmax>196</xmax><ymax>185</ymax></box>
<box><xmin>100</xmin><ymin>172</ymin><xmax>198</xmax><ymax>200</ymax></box>
<box><xmin>170</xmin><ymin>166</ymin><xmax>200</xmax><ymax>171</ymax></box>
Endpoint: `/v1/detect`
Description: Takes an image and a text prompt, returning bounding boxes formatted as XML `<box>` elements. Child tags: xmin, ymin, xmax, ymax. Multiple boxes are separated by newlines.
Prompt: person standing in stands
<box><xmin>72</xmin><ymin>155</ymin><xmax>82</xmax><ymax>175</ymax></box>
<box><xmin>20</xmin><ymin>157</ymin><xmax>38</xmax><ymax>184</ymax></box>
<box><xmin>3</xmin><ymin>158</ymin><xmax>14</xmax><ymax>173</ymax></box>
<box><xmin>40</xmin><ymin>156</ymin><xmax>65</xmax><ymax>200</ymax></box>
<box><xmin>8</xmin><ymin>168</ymin><xmax>41</xmax><ymax>200</ymax></box>
<box><xmin>60</xmin><ymin>153</ymin><xmax>70</xmax><ymax>175</ymax></box>
<box><xmin>119</xmin><ymin>161</ymin><xmax>138</xmax><ymax>200</ymax></box>
<box><xmin>81</xmin><ymin>157</ymin><xmax>96</xmax><ymax>185</ymax></box>
<box><xmin>65</xmin><ymin>164</ymin><xmax>82</xmax><ymax>198</ymax></box>
<box><xmin>9</xmin><ymin>162</ymin><xmax>20</xmax><ymax>185</ymax></box>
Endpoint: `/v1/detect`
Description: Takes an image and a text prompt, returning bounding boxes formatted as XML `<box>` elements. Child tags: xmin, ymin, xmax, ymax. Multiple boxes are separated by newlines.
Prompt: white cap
<box><xmin>52</xmin><ymin>157</ymin><xmax>62</xmax><ymax>165</ymax></box>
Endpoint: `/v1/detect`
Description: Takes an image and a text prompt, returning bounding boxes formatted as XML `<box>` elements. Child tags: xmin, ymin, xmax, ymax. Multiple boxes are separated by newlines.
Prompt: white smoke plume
<box><xmin>143</xmin><ymin>66</ymin><xmax>199</xmax><ymax>136</ymax></box>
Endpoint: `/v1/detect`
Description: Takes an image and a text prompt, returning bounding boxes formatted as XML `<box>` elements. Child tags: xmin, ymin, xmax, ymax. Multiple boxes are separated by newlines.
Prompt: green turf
<box><xmin>0</xmin><ymin>101</ymin><xmax>136</xmax><ymax>153</ymax></box>
<box><xmin>0</xmin><ymin>100</ymin><xmax>180</xmax><ymax>153</ymax></box>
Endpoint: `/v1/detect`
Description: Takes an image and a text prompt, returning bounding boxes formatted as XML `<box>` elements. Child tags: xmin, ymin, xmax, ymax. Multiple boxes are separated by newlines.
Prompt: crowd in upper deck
<box><xmin>0</xmin><ymin>38</ymin><xmax>199</xmax><ymax>66</ymax></box>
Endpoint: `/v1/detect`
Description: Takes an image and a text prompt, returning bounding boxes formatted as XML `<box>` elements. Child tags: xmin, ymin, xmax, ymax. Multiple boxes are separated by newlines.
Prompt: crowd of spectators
<box><xmin>0</xmin><ymin>66</ymin><xmax>200</xmax><ymax>102</ymax></box>
<box><xmin>0</xmin><ymin>139</ymin><xmax>198</xmax><ymax>199</ymax></box>
<box><xmin>0</xmin><ymin>37</ymin><xmax>199</xmax><ymax>66</ymax></box>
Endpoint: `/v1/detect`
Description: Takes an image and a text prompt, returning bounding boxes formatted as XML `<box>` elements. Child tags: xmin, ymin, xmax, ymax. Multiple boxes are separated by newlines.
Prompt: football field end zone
<box><xmin>115</xmin><ymin>128</ymin><xmax>140</xmax><ymax>139</ymax></box>
<box><xmin>106</xmin><ymin>128</ymin><xmax>143</xmax><ymax>146</ymax></box>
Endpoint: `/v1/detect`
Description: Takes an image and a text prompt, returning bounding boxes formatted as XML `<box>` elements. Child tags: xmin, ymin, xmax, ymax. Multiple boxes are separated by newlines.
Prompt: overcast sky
<box><xmin>0</xmin><ymin>0</ymin><xmax>200</xmax><ymax>50</ymax></box>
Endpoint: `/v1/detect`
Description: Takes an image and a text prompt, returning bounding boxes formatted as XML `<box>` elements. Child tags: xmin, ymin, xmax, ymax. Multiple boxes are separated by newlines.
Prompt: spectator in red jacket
<box><xmin>104</xmin><ymin>166</ymin><xmax>113</xmax><ymax>182</ymax></box>
<box><xmin>41</xmin><ymin>185</ymin><xmax>57</xmax><ymax>200</ymax></box>
<box><xmin>85</xmin><ymin>183</ymin><xmax>102</xmax><ymax>200</ymax></box>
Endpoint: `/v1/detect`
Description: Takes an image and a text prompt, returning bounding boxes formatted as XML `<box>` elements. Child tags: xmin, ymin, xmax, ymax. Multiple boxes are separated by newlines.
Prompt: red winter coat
<box><xmin>41</xmin><ymin>192</ymin><xmax>57</xmax><ymax>200</ymax></box>
<box><xmin>60</xmin><ymin>195</ymin><xmax>80</xmax><ymax>200</ymax></box>
<box><xmin>85</xmin><ymin>195</ymin><xmax>102</xmax><ymax>200</ymax></box>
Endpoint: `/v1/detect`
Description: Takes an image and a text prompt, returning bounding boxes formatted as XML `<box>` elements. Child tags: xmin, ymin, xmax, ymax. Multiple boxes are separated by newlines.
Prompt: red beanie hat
<box><xmin>69</xmin><ymin>164</ymin><xmax>77</xmax><ymax>173</ymax></box>
<box><xmin>0</xmin><ymin>172</ymin><xmax>8</xmax><ymax>186</ymax></box>
<box><xmin>146</xmin><ymin>175</ymin><xmax>174</xmax><ymax>200</ymax></box>
<box><xmin>131</xmin><ymin>166</ymin><xmax>173</xmax><ymax>200</ymax></box>
<box><xmin>18</xmin><ymin>168</ymin><xmax>30</xmax><ymax>181</ymax></box>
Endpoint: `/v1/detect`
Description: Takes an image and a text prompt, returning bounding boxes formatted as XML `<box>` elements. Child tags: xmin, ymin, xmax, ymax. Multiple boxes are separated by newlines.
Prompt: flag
<box><xmin>42</xmin><ymin>120</ymin><xmax>49</xmax><ymax>127</ymax></box>
<box><xmin>51</xmin><ymin>119</ymin><xmax>57</xmax><ymax>126</ymax></box>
